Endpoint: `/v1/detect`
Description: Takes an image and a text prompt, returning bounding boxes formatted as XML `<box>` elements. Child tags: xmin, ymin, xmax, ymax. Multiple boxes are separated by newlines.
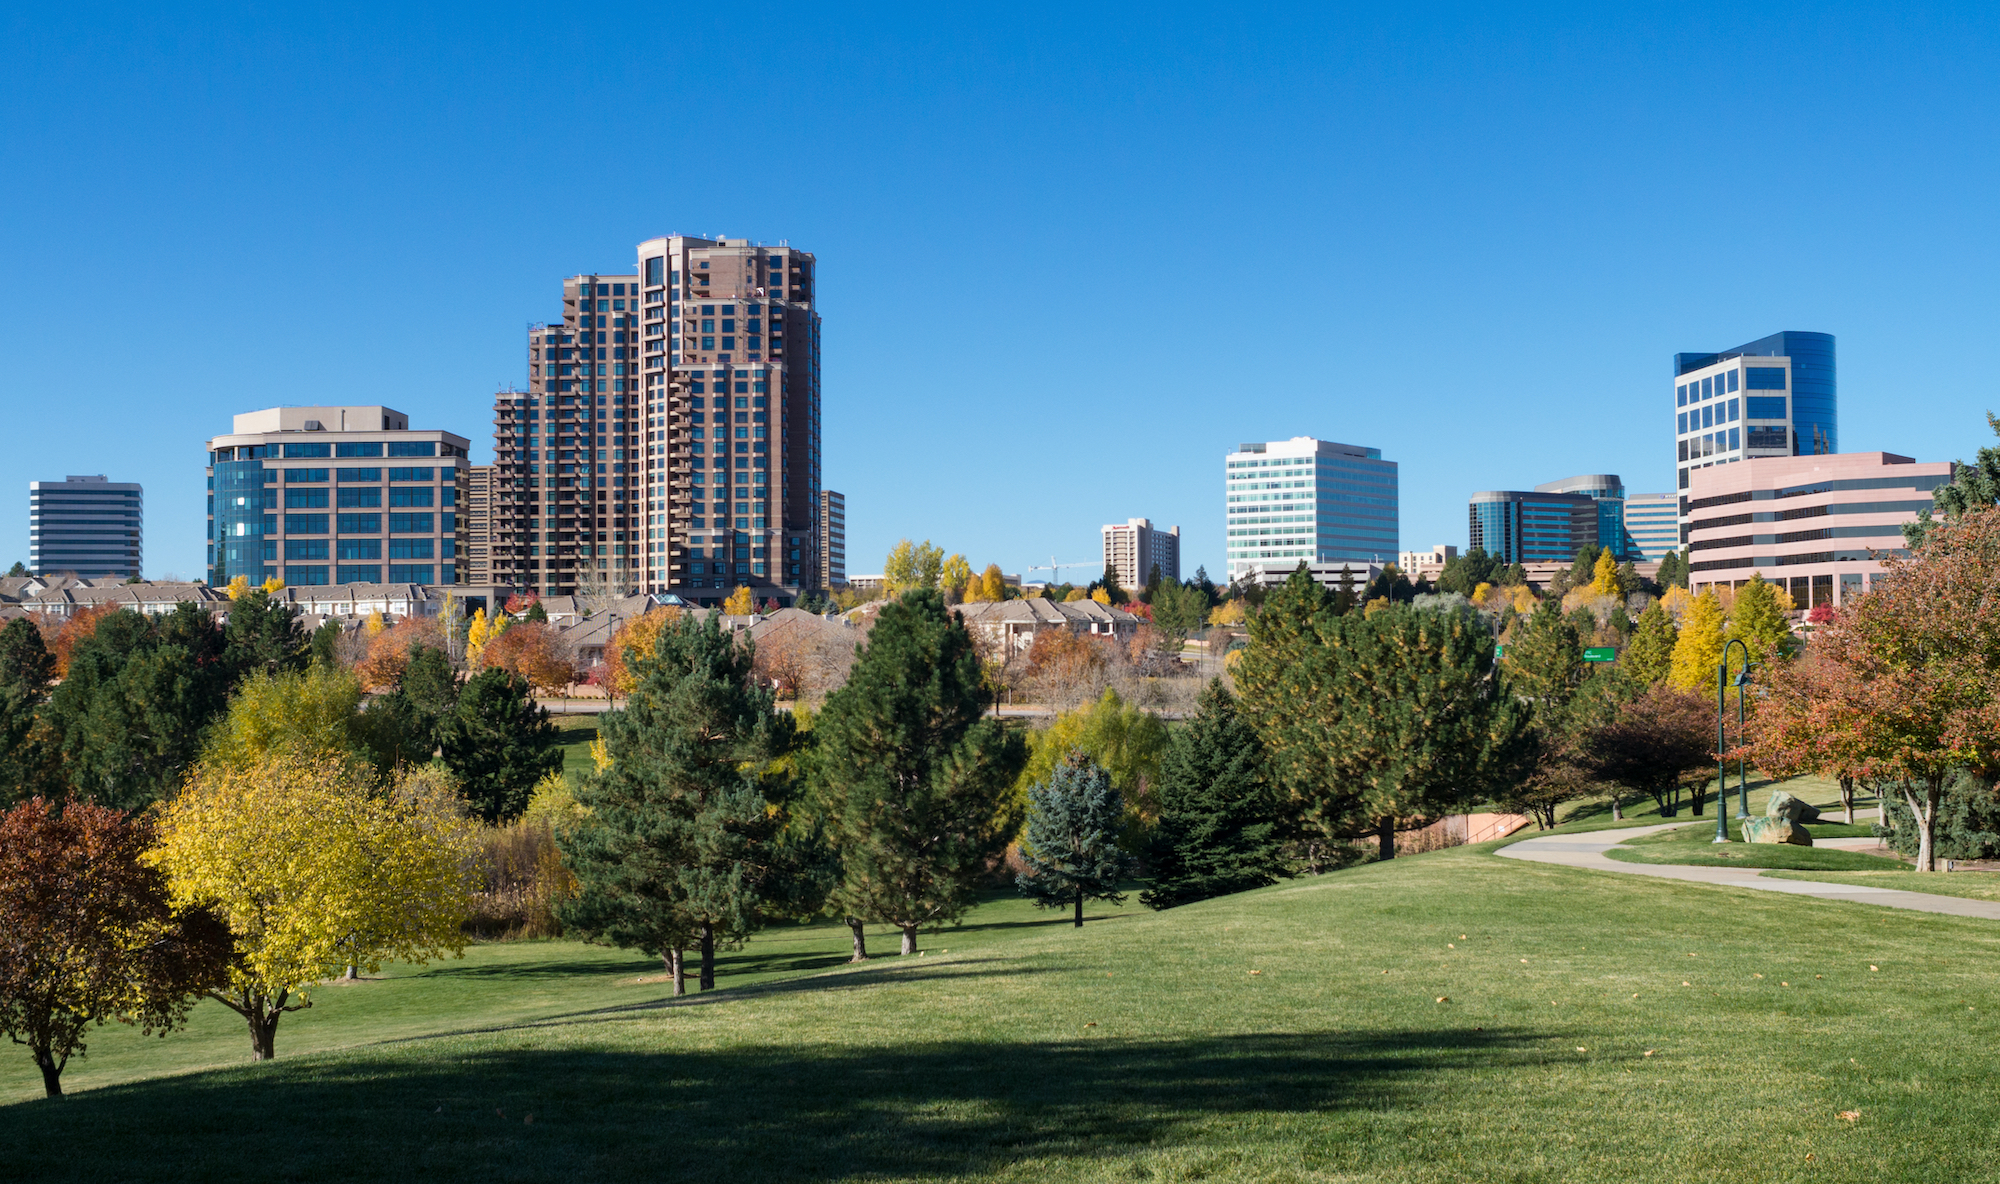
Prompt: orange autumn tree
<box><xmin>482</xmin><ymin>620</ymin><xmax>574</xmax><ymax>700</ymax></box>
<box><xmin>353</xmin><ymin>616</ymin><xmax>444</xmax><ymax>692</ymax></box>
<box><xmin>603</xmin><ymin>607</ymin><xmax>682</xmax><ymax>698</ymax></box>
<box><xmin>39</xmin><ymin>604</ymin><xmax>117</xmax><ymax>679</ymax></box>
<box><xmin>1745</xmin><ymin>506</ymin><xmax>2000</xmax><ymax>869</ymax></box>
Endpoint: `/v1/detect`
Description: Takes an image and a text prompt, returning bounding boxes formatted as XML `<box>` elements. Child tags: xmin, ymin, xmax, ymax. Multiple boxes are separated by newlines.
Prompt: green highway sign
<box><xmin>1494</xmin><ymin>644</ymin><xmax>1505</xmax><ymax>657</ymax></box>
<box><xmin>1583</xmin><ymin>647</ymin><xmax>1617</xmax><ymax>662</ymax></box>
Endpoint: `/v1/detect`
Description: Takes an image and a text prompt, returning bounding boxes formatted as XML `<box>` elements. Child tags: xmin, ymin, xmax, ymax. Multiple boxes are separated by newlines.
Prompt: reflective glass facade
<box><xmin>1673</xmin><ymin>331</ymin><xmax>1836</xmax><ymax>541</ymax></box>
<box><xmin>1224</xmin><ymin>438</ymin><xmax>1397</xmax><ymax>582</ymax></box>
<box><xmin>211</xmin><ymin>460</ymin><xmax>275</xmax><ymax>584</ymax></box>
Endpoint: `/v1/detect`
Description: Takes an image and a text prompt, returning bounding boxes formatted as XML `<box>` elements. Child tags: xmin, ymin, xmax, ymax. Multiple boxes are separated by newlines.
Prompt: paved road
<box><xmin>1500</xmin><ymin>824</ymin><xmax>2000</xmax><ymax>920</ymax></box>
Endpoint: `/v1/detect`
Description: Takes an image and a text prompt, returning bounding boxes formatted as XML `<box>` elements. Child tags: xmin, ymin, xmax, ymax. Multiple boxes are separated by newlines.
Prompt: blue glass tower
<box><xmin>1673</xmin><ymin>331</ymin><xmax>1836</xmax><ymax>542</ymax></box>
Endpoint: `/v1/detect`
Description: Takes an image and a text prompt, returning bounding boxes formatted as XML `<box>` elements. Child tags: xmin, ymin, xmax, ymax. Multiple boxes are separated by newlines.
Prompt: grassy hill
<box><xmin>6</xmin><ymin>825</ymin><xmax>1999</xmax><ymax>1183</ymax></box>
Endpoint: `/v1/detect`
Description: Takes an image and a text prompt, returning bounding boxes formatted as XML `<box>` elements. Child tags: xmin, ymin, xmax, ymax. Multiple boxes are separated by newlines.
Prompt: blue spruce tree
<box><xmin>1017</xmin><ymin>750</ymin><xmax>1131</xmax><ymax>927</ymax></box>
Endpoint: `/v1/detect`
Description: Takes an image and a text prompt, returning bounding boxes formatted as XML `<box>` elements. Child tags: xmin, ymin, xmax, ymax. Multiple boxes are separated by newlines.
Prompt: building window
<box><xmin>284</xmin><ymin>565</ymin><xmax>330</xmax><ymax>585</ymax></box>
<box><xmin>1746</xmin><ymin>367</ymin><xmax>1787</xmax><ymax>390</ymax></box>
<box><xmin>1744</xmin><ymin>396</ymin><xmax>1787</xmax><ymax>420</ymax></box>
<box><xmin>338</xmin><ymin>487</ymin><xmax>382</xmax><ymax>507</ymax></box>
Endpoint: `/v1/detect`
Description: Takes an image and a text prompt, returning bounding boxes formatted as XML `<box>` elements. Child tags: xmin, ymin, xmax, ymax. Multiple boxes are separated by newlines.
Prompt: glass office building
<box><xmin>1673</xmin><ymin>331</ymin><xmax>1836</xmax><ymax>543</ymax></box>
<box><xmin>1467</xmin><ymin>474</ymin><xmax>1631</xmax><ymax>565</ymax></box>
<box><xmin>1623</xmin><ymin>492</ymin><xmax>1681</xmax><ymax>562</ymax></box>
<box><xmin>1224</xmin><ymin>437</ymin><xmax>1397</xmax><ymax>584</ymax></box>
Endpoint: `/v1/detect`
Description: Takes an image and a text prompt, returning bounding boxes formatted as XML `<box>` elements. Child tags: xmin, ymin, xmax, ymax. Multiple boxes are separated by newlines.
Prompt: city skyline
<box><xmin>5</xmin><ymin>6</ymin><xmax>1999</xmax><ymax>581</ymax></box>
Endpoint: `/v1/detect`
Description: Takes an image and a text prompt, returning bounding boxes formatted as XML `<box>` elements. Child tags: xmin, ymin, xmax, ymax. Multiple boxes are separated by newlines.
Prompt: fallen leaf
<box><xmin>1436</xmin><ymin>996</ymin><xmax>1449</xmax><ymax>1003</ymax></box>
<box><xmin>1631</xmin><ymin>993</ymin><xmax>1640</xmax><ymax>998</ymax></box>
<box><xmin>1755</xmin><ymin>973</ymin><xmax>1764</xmax><ymax>979</ymax></box>
<box><xmin>1782</xmin><ymin>982</ymin><xmax>1790</xmax><ymax>987</ymax></box>
<box><xmin>1644</xmin><ymin>1050</ymin><xmax>1655</xmax><ymax>1057</ymax></box>
<box><xmin>1806</xmin><ymin>1153</ymin><xmax>1816</xmax><ymax>1161</ymax></box>
<box><xmin>1460</xmin><ymin>935</ymin><xmax>1468</xmax><ymax>940</ymax></box>
<box><xmin>1870</xmin><ymin>965</ymin><xmax>1879</xmax><ymax>971</ymax></box>
<box><xmin>1683</xmin><ymin>981</ymin><xmax>1692</xmax><ymax>987</ymax></box>
<box><xmin>1084</xmin><ymin>1022</ymin><xmax>1097</xmax><ymax>1028</ymax></box>
<box><xmin>1576</xmin><ymin>1046</ymin><xmax>1588</xmax><ymax>1052</ymax></box>
<box><xmin>1817</xmin><ymin>974</ymin><xmax>1823</xmax><ymax>979</ymax></box>
<box><xmin>1520</xmin><ymin>959</ymin><xmax>1529</xmax><ymax>964</ymax></box>
<box><xmin>1839</xmin><ymin>1111</ymin><xmax>1860</xmax><ymax>1123</ymax></box>
<box><xmin>1249</xmin><ymin>970</ymin><xmax>1262</xmax><ymax>976</ymax></box>
<box><xmin>1447</xmin><ymin>943</ymin><xmax>1455</xmax><ymax>949</ymax></box>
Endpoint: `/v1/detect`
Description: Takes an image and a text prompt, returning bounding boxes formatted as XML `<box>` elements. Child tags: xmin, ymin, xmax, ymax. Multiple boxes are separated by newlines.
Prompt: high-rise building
<box><xmin>489</xmin><ymin>236</ymin><xmax>823</xmax><ymax>605</ymax></box>
<box><xmin>207</xmin><ymin>406</ymin><xmax>469</xmax><ymax>587</ymax></box>
<box><xmin>1673</xmin><ymin>331</ymin><xmax>1836</xmax><ymax>542</ymax></box>
<box><xmin>1225</xmin><ymin>437</ymin><xmax>1397</xmax><ymax>585</ymax></box>
<box><xmin>1685</xmin><ymin>452</ymin><xmax>1948</xmax><ymax>609</ymax></box>
<box><xmin>1623</xmin><ymin>492</ymin><xmax>1680</xmax><ymax>562</ymax></box>
<box><xmin>819</xmin><ymin>490</ymin><xmax>846</xmax><ymax>588</ymax></box>
<box><xmin>1101</xmin><ymin>518</ymin><xmax>1180</xmax><ymax>588</ymax></box>
<box><xmin>29</xmin><ymin>475</ymin><xmax>142</xmax><ymax>578</ymax></box>
<box><xmin>1467</xmin><ymin>474</ymin><xmax>1629</xmax><ymax>565</ymax></box>
<box><xmin>464</xmin><ymin>465</ymin><xmax>496</xmax><ymax>584</ymax></box>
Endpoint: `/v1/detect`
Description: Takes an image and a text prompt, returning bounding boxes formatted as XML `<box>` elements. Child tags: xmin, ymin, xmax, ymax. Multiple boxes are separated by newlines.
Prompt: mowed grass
<box><xmin>550</xmin><ymin>714</ymin><xmax>601</xmax><ymax>781</ymax></box>
<box><xmin>1602</xmin><ymin>820</ymin><xmax>1908</xmax><ymax>872</ymax></box>
<box><xmin>8</xmin><ymin>845</ymin><xmax>2000</xmax><ymax>1182</ymax></box>
<box><xmin>1766</xmin><ymin>869</ymin><xmax>2000</xmax><ymax>902</ymax></box>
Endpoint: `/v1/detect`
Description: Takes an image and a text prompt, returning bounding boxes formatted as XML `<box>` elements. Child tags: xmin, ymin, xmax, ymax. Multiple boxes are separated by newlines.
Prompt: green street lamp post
<box><xmin>1714</xmin><ymin>638</ymin><xmax>1754</xmax><ymax>843</ymax></box>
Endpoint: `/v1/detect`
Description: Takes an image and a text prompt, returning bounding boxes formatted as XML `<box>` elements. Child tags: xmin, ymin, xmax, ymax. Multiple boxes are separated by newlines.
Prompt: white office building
<box><xmin>1225</xmin><ymin>437</ymin><xmax>1398</xmax><ymax>585</ymax></box>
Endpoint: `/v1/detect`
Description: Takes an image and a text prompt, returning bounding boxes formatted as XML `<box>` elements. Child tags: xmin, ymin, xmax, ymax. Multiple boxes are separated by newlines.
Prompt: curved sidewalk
<box><xmin>1499</xmin><ymin>824</ymin><xmax>2000</xmax><ymax>919</ymax></box>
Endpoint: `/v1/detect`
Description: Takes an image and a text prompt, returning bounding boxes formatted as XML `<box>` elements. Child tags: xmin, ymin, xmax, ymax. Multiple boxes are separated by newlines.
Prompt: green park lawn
<box><xmin>8</xmin><ymin>831</ymin><xmax>2000</xmax><ymax>1182</ymax></box>
<box><xmin>1603</xmin><ymin>820</ymin><xmax>1908</xmax><ymax>872</ymax></box>
<box><xmin>1764</xmin><ymin>869</ymin><xmax>2000</xmax><ymax>902</ymax></box>
<box><xmin>551</xmin><ymin>714</ymin><xmax>600</xmax><ymax>782</ymax></box>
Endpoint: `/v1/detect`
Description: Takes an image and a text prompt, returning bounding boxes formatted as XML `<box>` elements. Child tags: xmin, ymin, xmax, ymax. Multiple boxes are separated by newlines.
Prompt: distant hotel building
<box><xmin>1684</xmin><ymin>452</ymin><xmax>1948</xmax><ymax>609</ymax></box>
<box><xmin>1225</xmin><ymin>438</ymin><xmax>1397</xmax><ymax>585</ymax></box>
<box><xmin>1102</xmin><ymin>517</ymin><xmax>1180</xmax><ymax>588</ymax></box>
<box><xmin>206</xmin><ymin>406</ymin><xmax>470</xmax><ymax>587</ymax></box>
<box><xmin>29</xmin><ymin>476</ymin><xmax>142</xmax><ymax>579</ymax></box>
<box><xmin>1673</xmin><ymin>331</ymin><xmax>1836</xmax><ymax>544</ymax></box>
<box><xmin>819</xmin><ymin>490</ymin><xmax>846</xmax><ymax>588</ymax></box>
<box><xmin>487</xmin><ymin>235</ymin><xmax>825</xmax><ymax>607</ymax></box>
<box><xmin>1467</xmin><ymin>474</ymin><xmax>1630</xmax><ymax>565</ymax></box>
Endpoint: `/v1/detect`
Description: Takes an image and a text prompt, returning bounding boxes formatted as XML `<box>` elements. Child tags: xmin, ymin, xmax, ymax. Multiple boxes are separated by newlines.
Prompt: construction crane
<box><xmin>1025</xmin><ymin>556</ymin><xmax>1100</xmax><ymax>586</ymax></box>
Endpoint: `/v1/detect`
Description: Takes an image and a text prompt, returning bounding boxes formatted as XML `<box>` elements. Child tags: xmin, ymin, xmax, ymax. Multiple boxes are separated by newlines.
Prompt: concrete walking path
<box><xmin>1500</xmin><ymin>824</ymin><xmax>2000</xmax><ymax>920</ymax></box>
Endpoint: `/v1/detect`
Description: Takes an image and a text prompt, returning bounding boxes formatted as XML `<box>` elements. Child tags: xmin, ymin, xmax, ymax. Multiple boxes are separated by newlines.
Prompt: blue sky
<box><xmin>3</xmin><ymin>3</ymin><xmax>1997</xmax><ymax>582</ymax></box>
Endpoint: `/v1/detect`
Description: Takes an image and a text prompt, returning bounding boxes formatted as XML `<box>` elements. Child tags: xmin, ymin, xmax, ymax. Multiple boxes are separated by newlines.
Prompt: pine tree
<box><xmin>222</xmin><ymin>590</ymin><xmax>309</xmax><ymax>680</ymax></box>
<box><xmin>1142</xmin><ymin>680</ymin><xmax>1289</xmax><ymax>909</ymax></box>
<box><xmin>811</xmin><ymin>590</ymin><xmax>1027</xmax><ymax>955</ymax></box>
<box><xmin>1016</xmin><ymin>752</ymin><xmax>1131</xmax><ymax>926</ymax></box>
<box><xmin>1668</xmin><ymin>588</ymin><xmax>1727</xmax><ymax>692</ymax></box>
<box><xmin>439</xmin><ymin>669</ymin><xmax>562</xmax><ymax>822</ymax></box>
<box><xmin>524</xmin><ymin>599</ymin><xmax>549</xmax><ymax>624</ymax></box>
<box><xmin>561</xmin><ymin>612</ymin><xmax>798</xmax><ymax>992</ymax></box>
<box><xmin>1503</xmin><ymin>596</ymin><xmax>1584</xmax><ymax>710</ymax></box>
<box><xmin>1728</xmin><ymin>573</ymin><xmax>1793</xmax><ymax>657</ymax></box>
<box><xmin>309</xmin><ymin>619</ymin><xmax>341</xmax><ymax>669</ymax></box>
<box><xmin>1623</xmin><ymin>602</ymin><xmax>1678</xmax><ymax>688</ymax></box>
<box><xmin>0</xmin><ymin>619</ymin><xmax>57</xmax><ymax>808</ymax></box>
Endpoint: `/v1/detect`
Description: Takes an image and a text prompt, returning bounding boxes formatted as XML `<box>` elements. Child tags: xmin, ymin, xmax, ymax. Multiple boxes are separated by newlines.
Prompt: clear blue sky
<box><xmin>4</xmin><ymin>3</ymin><xmax>1997</xmax><ymax>582</ymax></box>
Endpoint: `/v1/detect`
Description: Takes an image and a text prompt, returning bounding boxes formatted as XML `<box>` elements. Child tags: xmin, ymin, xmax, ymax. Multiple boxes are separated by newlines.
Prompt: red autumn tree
<box><xmin>0</xmin><ymin>798</ymin><xmax>232</xmax><ymax>1097</ymax></box>
<box><xmin>1745</xmin><ymin>506</ymin><xmax>2000</xmax><ymax>869</ymax></box>
<box><xmin>1579</xmin><ymin>684</ymin><xmax>1715</xmax><ymax>819</ymax></box>
<box><xmin>482</xmin><ymin>620</ymin><xmax>574</xmax><ymax>700</ymax></box>
<box><xmin>1740</xmin><ymin>646</ymin><xmax>1871</xmax><ymax>824</ymax></box>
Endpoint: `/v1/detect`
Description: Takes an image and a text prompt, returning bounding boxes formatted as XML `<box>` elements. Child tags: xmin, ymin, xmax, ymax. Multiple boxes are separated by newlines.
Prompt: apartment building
<box><xmin>464</xmin><ymin>464</ymin><xmax>495</xmax><ymax>584</ymax></box>
<box><xmin>1101</xmin><ymin>517</ymin><xmax>1180</xmax><ymax>588</ymax></box>
<box><xmin>1683</xmin><ymin>452</ymin><xmax>1949</xmax><ymax>609</ymax></box>
<box><xmin>207</xmin><ymin>406</ymin><xmax>470</xmax><ymax>587</ymax></box>
<box><xmin>29</xmin><ymin>475</ymin><xmax>142</xmax><ymax>578</ymax></box>
<box><xmin>819</xmin><ymin>490</ymin><xmax>846</xmax><ymax>588</ymax></box>
<box><xmin>488</xmin><ymin>236</ymin><xmax>824</xmax><ymax>606</ymax></box>
<box><xmin>1225</xmin><ymin>437</ymin><xmax>1398</xmax><ymax>584</ymax></box>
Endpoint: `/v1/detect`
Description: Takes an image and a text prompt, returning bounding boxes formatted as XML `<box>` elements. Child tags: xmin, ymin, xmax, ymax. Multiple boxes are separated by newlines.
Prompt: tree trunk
<box><xmin>1907</xmin><ymin>781</ymin><xmax>1940</xmax><ymax>872</ymax></box>
<box><xmin>900</xmin><ymin>925</ymin><xmax>918</xmax><ymax>955</ymax></box>
<box><xmin>1074</xmin><ymin>891</ymin><xmax>1084</xmax><ymax>928</ymax></box>
<box><xmin>249</xmin><ymin>1009</ymin><xmax>280</xmax><ymax>1060</ymax></box>
<box><xmin>1377</xmin><ymin>816</ymin><xmax>1395</xmax><ymax>861</ymax></box>
<box><xmin>698</xmin><ymin>924</ymin><xmax>715</xmax><ymax>991</ymax></box>
<box><xmin>847</xmin><ymin>919</ymin><xmax>868</xmax><ymax>962</ymax></box>
<box><xmin>33</xmin><ymin>1047</ymin><xmax>63</xmax><ymax>1098</ymax></box>
<box><xmin>664</xmin><ymin>948</ymin><xmax>685</xmax><ymax>997</ymax></box>
<box><xmin>1839</xmin><ymin>776</ymin><xmax>1856</xmax><ymax>826</ymax></box>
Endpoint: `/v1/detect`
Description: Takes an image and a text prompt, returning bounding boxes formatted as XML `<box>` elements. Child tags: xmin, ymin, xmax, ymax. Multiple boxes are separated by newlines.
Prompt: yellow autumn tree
<box><xmin>1668</xmin><ymin>587</ymin><xmax>1727</xmax><ymax>691</ymax></box>
<box><xmin>980</xmin><ymin>564</ymin><xmax>1007</xmax><ymax>602</ymax></box>
<box><xmin>465</xmin><ymin>608</ymin><xmax>490</xmax><ymax>667</ymax></box>
<box><xmin>1090</xmin><ymin>587</ymin><xmax>1112</xmax><ymax>605</ymax></box>
<box><xmin>224</xmin><ymin>575</ymin><xmax>252</xmax><ymax>600</ymax></box>
<box><xmin>1207</xmin><ymin>599</ymin><xmax>1245</xmax><ymax>626</ymax></box>
<box><xmin>260</xmin><ymin>576</ymin><xmax>285</xmax><ymax>595</ymax></box>
<box><xmin>364</xmin><ymin>610</ymin><xmax>387</xmax><ymax>636</ymax></box>
<box><xmin>1470</xmin><ymin>581</ymin><xmax>1495</xmax><ymax>607</ymax></box>
<box><xmin>200</xmin><ymin>666</ymin><xmax>369</xmax><ymax>770</ymax></box>
<box><xmin>1658</xmin><ymin>585</ymin><xmax>1693</xmax><ymax>624</ymax></box>
<box><xmin>604</xmin><ymin>606</ymin><xmax>682</xmax><ymax>697</ymax></box>
<box><xmin>940</xmin><ymin>553</ymin><xmax>972</xmax><ymax>600</ymax></box>
<box><xmin>1589</xmin><ymin>549</ymin><xmax>1621</xmax><ymax>596</ymax></box>
<box><xmin>722</xmin><ymin>586</ymin><xmax>756</xmax><ymax>615</ymax></box>
<box><xmin>147</xmin><ymin>755</ymin><xmax>479</xmax><ymax>1060</ymax></box>
<box><xmin>1064</xmin><ymin>588</ymin><xmax>1089</xmax><ymax>603</ymax></box>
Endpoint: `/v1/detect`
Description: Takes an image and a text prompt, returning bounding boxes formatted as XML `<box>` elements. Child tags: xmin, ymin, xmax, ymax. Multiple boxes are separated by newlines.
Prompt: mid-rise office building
<box><xmin>29</xmin><ymin>475</ymin><xmax>142</xmax><ymax>578</ymax></box>
<box><xmin>1225</xmin><ymin>437</ymin><xmax>1397</xmax><ymax>584</ymax></box>
<box><xmin>207</xmin><ymin>406</ymin><xmax>470</xmax><ymax>587</ymax></box>
<box><xmin>819</xmin><ymin>490</ymin><xmax>846</xmax><ymax>588</ymax></box>
<box><xmin>1102</xmin><ymin>517</ymin><xmax>1181</xmax><ymax>588</ymax></box>
<box><xmin>1673</xmin><ymin>331</ymin><xmax>1837</xmax><ymax>542</ymax></box>
<box><xmin>1684</xmin><ymin>452</ymin><xmax>1948</xmax><ymax>609</ymax></box>
<box><xmin>1623</xmin><ymin>492</ymin><xmax>1681</xmax><ymax>562</ymax></box>
<box><xmin>1467</xmin><ymin>474</ymin><xmax>1629</xmax><ymax>565</ymax></box>
<box><xmin>489</xmin><ymin>236</ymin><xmax>823</xmax><ymax>605</ymax></box>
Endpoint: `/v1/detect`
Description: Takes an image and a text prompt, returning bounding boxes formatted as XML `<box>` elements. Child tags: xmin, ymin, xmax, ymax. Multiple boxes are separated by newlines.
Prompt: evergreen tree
<box><xmin>309</xmin><ymin>619</ymin><xmax>342</xmax><ymax>669</ymax></box>
<box><xmin>1728</xmin><ymin>572</ymin><xmax>1794</xmax><ymax>657</ymax></box>
<box><xmin>439</xmin><ymin>669</ymin><xmax>561</xmax><ymax>823</ymax></box>
<box><xmin>812</xmin><ymin>590</ymin><xmax>1027</xmax><ymax>955</ymax></box>
<box><xmin>1148</xmin><ymin>579</ymin><xmax>1205</xmax><ymax>660</ymax></box>
<box><xmin>0</xmin><ymin>619</ymin><xmax>55</xmax><ymax>696</ymax></box>
<box><xmin>1144</xmin><ymin>563</ymin><xmax>1163</xmax><ymax>603</ymax></box>
<box><xmin>1503</xmin><ymin>597</ymin><xmax>1585</xmax><ymax>710</ymax></box>
<box><xmin>1623</xmin><ymin>602</ymin><xmax>1678</xmax><ymax>688</ymax></box>
<box><xmin>1668</xmin><ymin>588</ymin><xmax>1727</xmax><ymax>692</ymax></box>
<box><xmin>1193</xmin><ymin>565</ymin><xmax>1218</xmax><ymax>607</ymax></box>
<box><xmin>0</xmin><ymin>619</ymin><xmax>58</xmax><ymax>808</ymax></box>
<box><xmin>560</xmin><ymin>613</ymin><xmax>798</xmax><ymax>992</ymax></box>
<box><xmin>362</xmin><ymin>643</ymin><xmax>460</xmax><ymax>769</ymax></box>
<box><xmin>1016</xmin><ymin>752</ymin><xmax>1131</xmax><ymax>926</ymax></box>
<box><xmin>1656</xmin><ymin>550</ymin><xmax>1689</xmax><ymax>589</ymax></box>
<box><xmin>1097</xmin><ymin>565</ymin><xmax>1125</xmax><ymax>606</ymax></box>
<box><xmin>525</xmin><ymin>599</ymin><xmax>549</xmax><ymax>623</ymax></box>
<box><xmin>1436</xmin><ymin>547</ymin><xmax>1499</xmax><ymax>597</ymax></box>
<box><xmin>223</xmin><ymin>590</ymin><xmax>309</xmax><ymax>680</ymax></box>
<box><xmin>1142</xmin><ymin>679</ymin><xmax>1289</xmax><ymax>909</ymax></box>
<box><xmin>5</xmin><ymin>561</ymin><xmax>25</xmax><ymax>577</ymax></box>
<box><xmin>1568</xmin><ymin>545</ymin><xmax>1603</xmax><ymax>589</ymax></box>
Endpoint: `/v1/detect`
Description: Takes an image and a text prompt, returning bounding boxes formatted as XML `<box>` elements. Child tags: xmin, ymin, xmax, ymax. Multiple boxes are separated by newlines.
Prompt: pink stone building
<box><xmin>1684</xmin><ymin>452</ymin><xmax>1952</xmax><ymax>609</ymax></box>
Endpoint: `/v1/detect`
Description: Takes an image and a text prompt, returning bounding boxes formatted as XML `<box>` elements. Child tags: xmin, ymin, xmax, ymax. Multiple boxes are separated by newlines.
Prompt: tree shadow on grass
<box><xmin>1</xmin><ymin>1026</ymin><xmax>1559</xmax><ymax>1183</ymax></box>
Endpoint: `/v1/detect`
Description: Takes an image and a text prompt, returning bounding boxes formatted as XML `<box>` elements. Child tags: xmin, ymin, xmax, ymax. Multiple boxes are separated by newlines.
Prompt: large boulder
<box><xmin>1766</xmin><ymin>791</ymin><xmax>1823</xmax><ymax>824</ymax></box>
<box><xmin>1741</xmin><ymin>816</ymin><xmax>1813</xmax><ymax>846</ymax></box>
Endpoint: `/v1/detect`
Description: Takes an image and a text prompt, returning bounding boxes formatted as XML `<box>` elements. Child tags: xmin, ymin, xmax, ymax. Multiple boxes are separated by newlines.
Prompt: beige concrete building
<box><xmin>207</xmin><ymin>406</ymin><xmax>469</xmax><ymax>588</ymax></box>
<box><xmin>1102</xmin><ymin>517</ymin><xmax>1180</xmax><ymax>589</ymax></box>
<box><xmin>465</xmin><ymin>464</ymin><xmax>495</xmax><ymax>584</ymax></box>
<box><xmin>1684</xmin><ymin>452</ymin><xmax>1950</xmax><ymax>609</ymax></box>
